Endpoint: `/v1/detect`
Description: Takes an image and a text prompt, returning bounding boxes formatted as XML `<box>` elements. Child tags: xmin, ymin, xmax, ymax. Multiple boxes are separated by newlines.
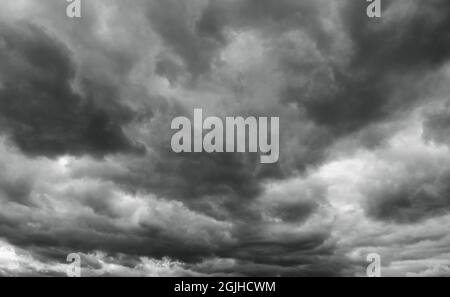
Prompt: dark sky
<box><xmin>0</xmin><ymin>0</ymin><xmax>449</xmax><ymax>276</ymax></box>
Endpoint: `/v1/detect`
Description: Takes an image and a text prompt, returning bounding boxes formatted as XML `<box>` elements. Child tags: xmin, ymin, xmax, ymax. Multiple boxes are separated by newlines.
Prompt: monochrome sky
<box><xmin>0</xmin><ymin>0</ymin><xmax>450</xmax><ymax>276</ymax></box>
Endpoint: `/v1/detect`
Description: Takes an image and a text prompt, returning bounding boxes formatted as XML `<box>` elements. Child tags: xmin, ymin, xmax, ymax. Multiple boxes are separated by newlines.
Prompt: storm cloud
<box><xmin>0</xmin><ymin>23</ymin><xmax>143</xmax><ymax>158</ymax></box>
<box><xmin>0</xmin><ymin>0</ymin><xmax>449</xmax><ymax>277</ymax></box>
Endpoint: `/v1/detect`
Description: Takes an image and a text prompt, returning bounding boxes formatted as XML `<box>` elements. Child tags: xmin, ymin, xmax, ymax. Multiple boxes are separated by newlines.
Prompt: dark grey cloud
<box><xmin>365</xmin><ymin>168</ymin><xmax>450</xmax><ymax>224</ymax></box>
<box><xmin>134</xmin><ymin>0</ymin><xmax>450</xmax><ymax>204</ymax></box>
<box><xmin>148</xmin><ymin>0</ymin><xmax>226</xmax><ymax>78</ymax></box>
<box><xmin>67</xmin><ymin>106</ymin><xmax>278</xmax><ymax>221</ymax></box>
<box><xmin>155</xmin><ymin>54</ymin><xmax>185</xmax><ymax>85</ymax></box>
<box><xmin>0</xmin><ymin>174</ymin><xmax>32</xmax><ymax>205</ymax></box>
<box><xmin>197</xmin><ymin>0</ymin><xmax>326</xmax><ymax>40</ymax></box>
<box><xmin>423</xmin><ymin>105</ymin><xmax>450</xmax><ymax>147</ymax></box>
<box><xmin>0</xmin><ymin>178</ymin><xmax>336</xmax><ymax>274</ymax></box>
<box><xmin>0</xmin><ymin>23</ymin><xmax>144</xmax><ymax>158</ymax></box>
<box><xmin>185</xmin><ymin>0</ymin><xmax>450</xmax><ymax>175</ymax></box>
<box><xmin>284</xmin><ymin>0</ymin><xmax>450</xmax><ymax>133</ymax></box>
<box><xmin>0</xmin><ymin>0</ymin><xmax>450</xmax><ymax>277</ymax></box>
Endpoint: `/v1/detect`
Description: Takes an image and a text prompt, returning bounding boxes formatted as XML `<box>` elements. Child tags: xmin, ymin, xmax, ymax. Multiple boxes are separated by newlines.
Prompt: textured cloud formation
<box><xmin>0</xmin><ymin>0</ymin><xmax>449</xmax><ymax>277</ymax></box>
<box><xmin>0</xmin><ymin>23</ymin><xmax>144</xmax><ymax>158</ymax></box>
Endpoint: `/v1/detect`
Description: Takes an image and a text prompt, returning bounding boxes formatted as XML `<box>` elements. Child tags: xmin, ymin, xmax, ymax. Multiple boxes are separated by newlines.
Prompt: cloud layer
<box><xmin>0</xmin><ymin>0</ymin><xmax>449</xmax><ymax>276</ymax></box>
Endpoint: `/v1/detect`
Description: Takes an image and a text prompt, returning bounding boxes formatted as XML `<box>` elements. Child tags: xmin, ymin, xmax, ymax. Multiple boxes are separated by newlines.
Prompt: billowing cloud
<box><xmin>0</xmin><ymin>0</ymin><xmax>449</xmax><ymax>277</ymax></box>
<box><xmin>0</xmin><ymin>22</ymin><xmax>144</xmax><ymax>158</ymax></box>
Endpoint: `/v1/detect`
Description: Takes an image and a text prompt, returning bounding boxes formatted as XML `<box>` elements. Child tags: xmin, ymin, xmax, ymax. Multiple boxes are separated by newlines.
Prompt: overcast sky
<box><xmin>0</xmin><ymin>0</ymin><xmax>450</xmax><ymax>276</ymax></box>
